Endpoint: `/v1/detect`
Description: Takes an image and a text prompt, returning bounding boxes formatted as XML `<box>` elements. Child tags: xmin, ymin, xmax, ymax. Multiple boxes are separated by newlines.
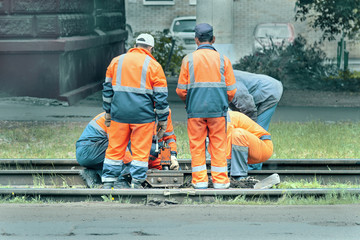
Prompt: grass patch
<box><xmin>0</xmin><ymin>194</ymin><xmax>63</xmax><ymax>204</ymax></box>
<box><xmin>0</xmin><ymin>121</ymin><xmax>87</xmax><ymax>158</ymax></box>
<box><xmin>1</xmin><ymin>120</ymin><xmax>360</xmax><ymax>205</ymax></box>
<box><xmin>1</xmin><ymin>120</ymin><xmax>359</xmax><ymax>159</ymax></box>
<box><xmin>276</xmin><ymin>179</ymin><xmax>360</xmax><ymax>189</ymax></box>
<box><xmin>187</xmin><ymin>191</ymin><xmax>360</xmax><ymax>205</ymax></box>
<box><xmin>270</xmin><ymin>121</ymin><xmax>360</xmax><ymax>158</ymax></box>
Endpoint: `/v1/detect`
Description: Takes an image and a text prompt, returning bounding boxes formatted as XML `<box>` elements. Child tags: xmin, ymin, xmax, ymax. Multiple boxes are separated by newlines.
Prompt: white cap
<box><xmin>136</xmin><ymin>33</ymin><xmax>154</xmax><ymax>47</ymax></box>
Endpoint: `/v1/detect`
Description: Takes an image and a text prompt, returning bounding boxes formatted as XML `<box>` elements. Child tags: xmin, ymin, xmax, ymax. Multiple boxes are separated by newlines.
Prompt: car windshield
<box><xmin>173</xmin><ymin>19</ymin><xmax>196</xmax><ymax>32</ymax></box>
<box><xmin>256</xmin><ymin>25</ymin><xmax>290</xmax><ymax>38</ymax></box>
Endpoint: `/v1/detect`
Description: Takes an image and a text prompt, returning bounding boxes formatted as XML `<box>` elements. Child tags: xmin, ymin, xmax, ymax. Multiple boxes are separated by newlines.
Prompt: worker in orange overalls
<box><xmin>102</xmin><ymin>33</ymin><xmax>169</xmax><ymax>189</ymax></box>
<box><xmin>229</xmin><ymin>70</ymin><xmax>283</xmax><ymax>171</ymax></box>
<box><xmin>75</xmin><ymin>110</ymin><xmax>178</xmax><ymax>188</ymax></box>
<box><xmin>225</xmin><ymin>110</ymin><xmax>273</xmax><ymax>180</ymax></box>
<box><xmin>176</xmin><ymin>23</ymin><xmax>237</xmax><ymax>189</ymax></box>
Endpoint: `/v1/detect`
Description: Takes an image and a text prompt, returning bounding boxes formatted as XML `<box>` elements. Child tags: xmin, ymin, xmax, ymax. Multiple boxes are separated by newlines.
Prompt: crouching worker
<box><xmin>75</xmin><ymin>112</ymin><xmax>108</xmax><ymax>187</ymax></box>
<box><xmin>225</xmin><ymin>110</ymin><xmax>273</xmax><ymax>181</ymax></box>
<box><xmin>229</xmin><ymin>70</ymin><xmax>282</xmax><ymax>170</ymax></box>
<box><xmin>75</xmin><ymin>111</ymin><xmax>179</xmax><ymax>188</ymax></box>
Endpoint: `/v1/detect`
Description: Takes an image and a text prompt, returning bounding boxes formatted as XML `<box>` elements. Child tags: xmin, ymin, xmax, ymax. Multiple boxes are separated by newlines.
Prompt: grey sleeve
<box><xmin>229</xmin><ymin>85</ymin><xmax>258</xmax><ymax>121</ymax></box>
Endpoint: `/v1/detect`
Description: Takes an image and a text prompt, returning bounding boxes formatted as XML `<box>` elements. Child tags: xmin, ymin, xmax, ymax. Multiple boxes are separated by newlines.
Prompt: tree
<box><xmin>295</xmin><ymin>0</ymin><xmax>360</xmax><ymax>42</ymax></box>
<box><xmin>295</xmin><ymin>0</ymin><xmax>360</xmax><ymax>70</ymax></box>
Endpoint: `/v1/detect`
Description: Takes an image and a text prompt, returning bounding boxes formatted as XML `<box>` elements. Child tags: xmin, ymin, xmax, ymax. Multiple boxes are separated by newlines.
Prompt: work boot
<box><xmin>114</xmin><ymin>180</ymin><xmax>130</xmax><ymax>189</ymax></box>
<box><xmin>79</xmin><ymin>169</ymin><xmax>101</xmax><ymax>188</ymax></box>
<box><xmin>130</xmin><ymin>179</ymin><xmax>143</xmax><ymax>189</ymax></box>
<box><xmin>213</xmin><ymin>182</ymin><xmax>230</xmax><ymax>189</ymax></box>
<box><xmin>103</xmin><ymin>182</ymin><xmax>114</xmax><ymax>189</ymax></box>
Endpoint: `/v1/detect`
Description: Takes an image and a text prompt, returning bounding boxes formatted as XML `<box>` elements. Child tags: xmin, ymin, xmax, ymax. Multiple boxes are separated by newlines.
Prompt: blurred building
<box><xmin>126</xmin><ymin>0</ymin><xmax>359</xmax><ymax>67</ymax></box>
<box><xmin>0</xmin><ymin>0</ymin><xmax>127</xmax><ymax>104</ymax></box>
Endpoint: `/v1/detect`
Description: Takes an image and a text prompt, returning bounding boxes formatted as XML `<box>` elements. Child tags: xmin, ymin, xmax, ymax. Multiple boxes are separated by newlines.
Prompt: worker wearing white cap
<box><xmin>102</xmin><ymin>33</ymin><xmax>169</xmax><ymax>189</ymax></box>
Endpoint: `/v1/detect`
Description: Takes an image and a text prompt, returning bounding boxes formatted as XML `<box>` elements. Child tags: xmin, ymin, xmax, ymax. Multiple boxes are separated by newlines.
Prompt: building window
<box><xmin>143</xmin><ymin>0</ymin><xmax>175</xmax><ymax>5</ymax></box>
<box><xmin>189</xmin><ymin>0</ymin><xmax>196</xmax><ymax>5</ymax></box>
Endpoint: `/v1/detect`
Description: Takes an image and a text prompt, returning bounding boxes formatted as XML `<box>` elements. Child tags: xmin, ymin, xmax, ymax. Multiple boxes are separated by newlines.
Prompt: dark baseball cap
<box><xmin>195</xmin><ymin>23</ymin><xmax>213</xmax><ymax>38</ymax></box>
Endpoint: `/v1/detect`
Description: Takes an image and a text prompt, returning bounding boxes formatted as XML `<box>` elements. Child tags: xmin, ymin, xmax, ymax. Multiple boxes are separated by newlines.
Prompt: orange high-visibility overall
<box><xmin>176</xmin><ymin>45</ymin><xmax>237</xmax><ymax>189</ymax></box>
<box><xmin>102</xmin><ymin>47</ymin><xmax>169</xmax><ymax>182</ymax></box>
<box><xmin>226</xmin><ymin>111</ymin><xmax>273</xmax><ymax>177</ymax></box>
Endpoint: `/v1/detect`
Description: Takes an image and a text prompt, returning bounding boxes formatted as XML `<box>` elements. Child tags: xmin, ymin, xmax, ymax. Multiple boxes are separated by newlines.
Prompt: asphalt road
<box><xmin>0</xmin><ymin>203</ymin><xmax>359</xmax><ymax>240</ymax></box>
<box><xmin>1</xmin><ymin>99</ymin><xmax>359</xmax><ymax>122</ymax></box>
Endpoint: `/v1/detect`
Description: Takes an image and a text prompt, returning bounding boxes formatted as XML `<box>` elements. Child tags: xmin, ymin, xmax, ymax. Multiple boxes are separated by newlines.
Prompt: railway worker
<box><xmin>229</xmin><ymin>70</ymin><xmax>283</xmax><ymax>170</ymax></box>
<box><xmin>176</xmin><ymin>23</ymin><xmax>237</xmax><ymax>189</ymax></box>
<box><xmin>224</xmin><ymin>110</ymin><xmax>273</xmax><ymax>180</ymax></box>
<box><xmin>101</xmin><ymin>33</ymin><xmax>170</xmax><ymax>189</ymax></box>
<box><xmin>75</xmin><ymin>110</ymin><xmax>179</xmax><ymax>188</ymax></box>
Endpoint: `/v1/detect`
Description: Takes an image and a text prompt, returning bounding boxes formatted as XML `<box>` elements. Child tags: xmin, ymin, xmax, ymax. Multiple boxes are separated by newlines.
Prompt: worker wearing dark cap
<box><xmin>176</xmin><ymin>23</ymin><xmax>237</xmax><ymax>189</ymax></box>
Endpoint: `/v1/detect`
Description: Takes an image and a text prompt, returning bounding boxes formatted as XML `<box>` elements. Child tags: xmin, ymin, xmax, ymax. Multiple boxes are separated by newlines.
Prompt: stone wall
<box><xmin>0</xmin><ymin>0</ymin><xmax>127</xmax><ymax>104</ymax></box>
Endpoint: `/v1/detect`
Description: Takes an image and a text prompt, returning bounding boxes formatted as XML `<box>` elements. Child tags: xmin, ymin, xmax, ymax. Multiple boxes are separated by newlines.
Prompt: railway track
<box><xmin>0</xmin><ymin>158</ymin><xmax>359</xmax><ymax>202</ymax></box>
<box><xmin>1</xmin><ymin>158</ymin><xmax>359</xmax><ymax>186</ymax></box>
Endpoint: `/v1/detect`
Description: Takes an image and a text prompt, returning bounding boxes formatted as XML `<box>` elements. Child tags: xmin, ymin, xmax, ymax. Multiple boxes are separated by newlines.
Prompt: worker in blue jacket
<box><xmin>229</xmin><ymin>70</ymin><xmax>283</xmax><ymax>170</ymax></box>
<box><xmin>75</xmin><ymin>112</ymin><xmax>179</xmax><ymax>188</ymax></box>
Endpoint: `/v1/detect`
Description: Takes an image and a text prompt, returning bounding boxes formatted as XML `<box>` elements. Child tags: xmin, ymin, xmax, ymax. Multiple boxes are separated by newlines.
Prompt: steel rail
<box><xmin>2</xmin><ymin>158</ymin><xmax>360</xmax><ymax>172</ymax></box>
<box><xmin>1</xmin><ymin>159</ymin><xmax>360</xmax><ymax>188</ymax></box>
<box><xmin>0</xmin><ymin>169</ymin><xmax>359</xmax><ymax>187</ymax></box>
<box><xmin>1</xmin><ymin>188</ymin><xmax>359</xmax><ymax>203</ymax></box>
<box><xmin>1</xmin><ymin>158</ymin><xmax>359</xmax><ymax>202</ymax></box>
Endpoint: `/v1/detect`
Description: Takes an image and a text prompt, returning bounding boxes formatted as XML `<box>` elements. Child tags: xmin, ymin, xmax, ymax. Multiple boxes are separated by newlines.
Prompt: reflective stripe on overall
<box><xmin>102</xmin><ymin>54</ymin><xmax>156</xmax><ymax>182</ymax></box>
<box><xmin>226</xmin><ymin>111</ymin><xmax>273</xmax><ymax>177</ymax></box>
<box><xmin>186</xmin><ymin>52</ymin><xmax>230</xmax><ymax>189</ymax></box>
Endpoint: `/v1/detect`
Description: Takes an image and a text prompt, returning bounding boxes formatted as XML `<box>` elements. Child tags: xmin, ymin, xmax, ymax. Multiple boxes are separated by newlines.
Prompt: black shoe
<box><xmin>114</xmin><ymin>180</ymin><xmax>130</xmax><ymax>189</ymax></box>
<box><xmin>79</xmin><ymin>169</ymin><xmax>101</xmax><ymax>188</ymax></box>
<box><xmin>130</xmin><ymin>179</ymin><xmax>143</xmax><ymax>189</ymax></box>
<box><xmin>103</xmin><ymin>182</ymin><xmax>114</xmax><ymax>189</ymax></box>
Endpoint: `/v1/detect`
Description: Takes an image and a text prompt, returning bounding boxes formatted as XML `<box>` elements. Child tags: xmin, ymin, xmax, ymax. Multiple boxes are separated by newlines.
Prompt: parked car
<box><xmin>252</xmin><ymin>23</ymin><xmax>295</xmax><ymax>53</ymax></box>
<box><xmin>167</xmin><ymin>16</ymin><xmax>197</xmax><ymax>54</ymax></box>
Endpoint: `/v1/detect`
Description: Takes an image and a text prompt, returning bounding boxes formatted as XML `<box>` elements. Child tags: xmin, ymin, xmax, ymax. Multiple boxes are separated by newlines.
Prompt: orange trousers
<box><xmin>227</xmin><ymin>128</ymin><xmax>273</xmax><ymax>164</ymax></box>
<box><xmin>188</xmin><ymin>117</ymin><xmax>229</xmax><ymax>189</ymax></box>
<box><xmin>103</xmin><ymin>121</ymin><xmax>154</xmax><ymax>181</ymax></box>
<box><xmin>226</xmin><ymin>128</ymin><xmax>273</xmax><ymax>177</ymax></box>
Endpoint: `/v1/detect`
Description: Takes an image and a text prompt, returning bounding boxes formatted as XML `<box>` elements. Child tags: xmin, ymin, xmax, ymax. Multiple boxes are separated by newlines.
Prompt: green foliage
<box><xmin>295</xmin><ymin>0</ymin><xmax>360</xmax><ymax>42</ymax></box>
<box><xmin>233</xmin><ymin>36</ymin><xmax>338</xmax><ymax>90</ymax></box>
<box><xmin>133</xmin><ymin>31</ymin><xmax>185</xmax><ymax>76</ymax></box>
<box><xmin>324</xmin><ymin>70</ymin><xmax>360</xmax><ymax>92</ymax></box>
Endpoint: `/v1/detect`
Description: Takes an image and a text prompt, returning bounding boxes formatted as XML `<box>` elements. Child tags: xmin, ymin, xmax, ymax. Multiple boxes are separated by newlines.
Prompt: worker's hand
<box><xmin>156</xmin><ymin>120</ymin><xmax>167</xmax><ymax>139</ymax></box>
<box><xmin>170</xmin><ymin>155</ymin><xmax>179</xmax><ymax>170</ymax></box>
<box><xmin>105</xmin><ymin>113</ymin><xmax>111</xmax><ymax>127</ymax></box>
